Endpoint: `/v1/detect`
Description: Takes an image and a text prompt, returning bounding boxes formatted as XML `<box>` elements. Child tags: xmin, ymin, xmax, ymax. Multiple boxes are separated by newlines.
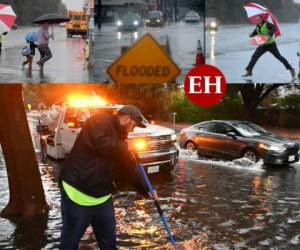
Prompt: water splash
<box><xmin>179</xmin><ymin>149</ymin><xmax>264</xmax><ymax>172</ymax></box>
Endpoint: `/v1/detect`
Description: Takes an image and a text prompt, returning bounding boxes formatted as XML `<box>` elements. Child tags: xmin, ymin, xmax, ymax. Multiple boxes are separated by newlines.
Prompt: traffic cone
<box><xmin>194</xmin><ymin>40</ymin><xmax>205</xmax><ymax>66</ymax></box>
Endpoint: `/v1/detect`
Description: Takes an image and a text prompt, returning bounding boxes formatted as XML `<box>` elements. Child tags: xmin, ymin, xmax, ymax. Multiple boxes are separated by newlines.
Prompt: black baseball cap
<box><xmin>118</xmin><ymin>105</ymin><xmax>146</xmax><ymax>128</ymax></box>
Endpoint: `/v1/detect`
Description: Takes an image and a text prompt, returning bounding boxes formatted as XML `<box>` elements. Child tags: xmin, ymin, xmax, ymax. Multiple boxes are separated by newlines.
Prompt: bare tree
<box><xmin>237</xmin><ymin>84</ymin><xmax>283</xmax><ymax>119</ymax></box>
<box><xmin>0</xmin><ymin>85</ymin><xmax>48</xmax><ymax>219</ymax></box>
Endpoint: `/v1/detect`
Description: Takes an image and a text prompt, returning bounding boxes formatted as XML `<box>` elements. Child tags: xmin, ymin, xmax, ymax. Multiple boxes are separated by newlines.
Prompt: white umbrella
<box><xmin>0</xmin><ymin>4</ymin><xmax>17</xmax><ymax>33</ymax></box>
<box><xmin>243</xmin><ymin>2</ymin><xmax>281</xmax><ymax>37</ymax></box>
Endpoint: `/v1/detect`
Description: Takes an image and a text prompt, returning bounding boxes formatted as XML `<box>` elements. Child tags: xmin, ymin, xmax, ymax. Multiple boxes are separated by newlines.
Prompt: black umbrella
<box><xmin>33</xmin><ymin>13</ymin><xmax>70</xmax><ymax>24</ymax></box>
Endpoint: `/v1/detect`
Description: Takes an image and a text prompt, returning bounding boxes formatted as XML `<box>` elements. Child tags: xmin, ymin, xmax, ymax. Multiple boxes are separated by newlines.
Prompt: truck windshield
<box><xmin>147</xmin><ymin>12</ymin><xmax>161</xmax><ymax>18</ymax></box>
<box><xmin>73</xmin><ymin>15</ymin><xmax>82</xmax><ymax>20</ymax></box>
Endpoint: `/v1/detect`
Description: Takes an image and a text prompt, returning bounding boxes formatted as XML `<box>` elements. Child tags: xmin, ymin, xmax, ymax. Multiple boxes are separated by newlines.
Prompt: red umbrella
<box><xmin>243</xmin><ymin>2</ymin><xmax>281</xmax><ymax>37</ymax></box>
<box><xmin>0</xmin><ymin>4</ymin><xmax>17</xmax><ymax>33</ymax></box>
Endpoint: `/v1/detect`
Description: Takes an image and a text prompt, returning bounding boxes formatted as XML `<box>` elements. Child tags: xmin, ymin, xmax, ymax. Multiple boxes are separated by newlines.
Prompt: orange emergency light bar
<box><xmin>67</xmin><ymin>94</ymin><xmax>107</xmax><ymax>108</ymax></box>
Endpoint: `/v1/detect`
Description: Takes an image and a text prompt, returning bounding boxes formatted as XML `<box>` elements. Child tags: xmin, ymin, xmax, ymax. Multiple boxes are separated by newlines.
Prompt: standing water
<box><xmin>0</xmin><ymin>120</ymin><xmax>300</xmax><ymax>249</ymax></box>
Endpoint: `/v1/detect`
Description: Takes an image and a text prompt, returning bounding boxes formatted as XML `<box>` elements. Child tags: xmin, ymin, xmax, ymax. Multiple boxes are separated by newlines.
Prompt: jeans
<box><xmin>246</xmin><ymin>42</ymin><xmax>292</xmax><ymax>72</ymax></box>
<box><xmin>37</xmin><ymin>45</ymin><xmax>52</xmax><ymax>65</ymax></box>
<box><xmin>60</xmin><ymin>189</ymin><xmax>117</xmax><ymax>250</ymax></box>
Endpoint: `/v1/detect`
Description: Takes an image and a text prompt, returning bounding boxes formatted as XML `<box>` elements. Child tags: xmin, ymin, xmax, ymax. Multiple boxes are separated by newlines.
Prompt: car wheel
<box><xmin>185</xmin><ymin>141</ymin><xmax>197</xmax><ymax>152</ymax></box>
<box><xmin>242</xmin><ymin>149</ymin><xmax>259</xmax><ymax>162</ymax></box>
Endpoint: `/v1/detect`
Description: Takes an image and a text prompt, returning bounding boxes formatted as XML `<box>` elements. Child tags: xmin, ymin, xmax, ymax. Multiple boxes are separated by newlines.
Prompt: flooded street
<box><xmin>93</xmin><ymin>22</ymin><xmax>204</xmax><ymax>83</ymax></box>
<box><xmin>206</xmin><ymin>23</ymin><xmax>300</xmax><ymax>83</ymax></box>
<box><xmin>0</xmin><ymin>119</ymin><xmax>300</xmax><ymax>249</ymax></box>
<box><xmin>0</xmin><ymin>26</ymin><xmax>92</xmax><ymax>83</ymax></box>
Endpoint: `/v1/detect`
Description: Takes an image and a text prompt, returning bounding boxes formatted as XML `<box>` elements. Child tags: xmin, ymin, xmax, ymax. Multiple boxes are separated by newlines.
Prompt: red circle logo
<box><xmin>184</xmin><ymin>65</ymin><xmax>226</xmax><ymax>107</ymax></box>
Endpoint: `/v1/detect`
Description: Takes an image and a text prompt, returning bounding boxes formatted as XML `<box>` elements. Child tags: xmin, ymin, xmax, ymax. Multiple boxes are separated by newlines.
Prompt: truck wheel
<box><xmin>242</xmin><ymin>149</ymin><xmax>259</xmax><ymax>162</ymax></box>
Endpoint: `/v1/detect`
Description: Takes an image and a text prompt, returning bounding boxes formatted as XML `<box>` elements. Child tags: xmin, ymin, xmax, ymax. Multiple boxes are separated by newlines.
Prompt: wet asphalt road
<box><xmin>0</xmin><ymin>26</ymin><xmax>92</xmax><ymax>83</ymax></box>
<box><xmin>206</xmin><ymin>23</ymin><xmax>300</xmax><ymax>83</ymax></box>
<box><xmin>0</xmin><ymin>118</ymin><xmax>300</xmax><ymax>249</ymax></box>
<box><xmin>93</xmin><ymin>22</ymin><xmax>204</xmax><ymax>83</ymax></box>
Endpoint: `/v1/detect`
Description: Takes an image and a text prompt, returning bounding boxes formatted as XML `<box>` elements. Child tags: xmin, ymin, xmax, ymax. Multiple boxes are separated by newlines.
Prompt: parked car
<box><xmin>184</xmin><ymin>10</ymin><xmax>201</xmax><ymax>22</ymax></box>
<box><xmin>179</xmin><ymin>120</ymin><xmax>300</xmax><ymax>165</ymax></box>
<box><xmin>145</xmin><ymin>11</ymin><xmax>164</xmax><ymax>27</ymax></box>
<box><xmin>205</xmin><ymin>17</ymin><xmax>219</xmax><ymax>31</ymax></box>
<box><xmin>117</xmin><ymin>12</ymin><xmax>143</xmax><ymax>31</ymax></box>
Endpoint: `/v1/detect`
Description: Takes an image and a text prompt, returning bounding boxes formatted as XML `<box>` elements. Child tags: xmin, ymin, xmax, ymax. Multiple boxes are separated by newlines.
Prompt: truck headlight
<box><xmin>171</xmin><ymin>134</ymin><xmax>177</xmax><ymax>141</ymax></box>
<box><xmin>259</xmin><ymin>143</ymin><xmax>285</xmax><ymax>153</ymax></box>
<box><xmin>156</xmin><ymin>19</ymin><xmax>160</xmax><ymax>23</ymax></box>
<box><xmin>134</xmin><ymin>139</ymin><xmax>147</xmax><ymax>151</ymax></box>
<box><xmin>146</xmin><ymin>19</ymin><xmax>150</xmax><ymax>23</ymax></box>
<box><xmin>117</xmin><ymin>21</ymin><xmax>122</xmax><ymax>26</ymax></box>
<box><xmin>133</xmin><ymin>21</ymin><xmax>138</xmax><ymax>26</ymax></box>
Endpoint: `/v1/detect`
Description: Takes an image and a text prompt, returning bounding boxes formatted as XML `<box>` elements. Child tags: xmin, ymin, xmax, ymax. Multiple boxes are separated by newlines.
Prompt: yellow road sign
<box><xmin>107</xmin><ymin>33</ymin><xmax>181</xmax><ymax>84</ymax></box>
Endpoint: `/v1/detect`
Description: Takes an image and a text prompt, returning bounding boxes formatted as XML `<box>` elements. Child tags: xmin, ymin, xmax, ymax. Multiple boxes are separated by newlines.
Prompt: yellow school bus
<box><xmin>66</xmin><ymin>10</ymin><xmax>88</xmax><ymax>37</ymax></box>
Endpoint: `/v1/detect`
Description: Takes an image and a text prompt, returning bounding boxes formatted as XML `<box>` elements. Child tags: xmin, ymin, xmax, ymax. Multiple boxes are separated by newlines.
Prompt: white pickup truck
<box><xmin>40</xmin><ymin>100</ymin><xmax>178</xmax><ymax>174</ymax></box>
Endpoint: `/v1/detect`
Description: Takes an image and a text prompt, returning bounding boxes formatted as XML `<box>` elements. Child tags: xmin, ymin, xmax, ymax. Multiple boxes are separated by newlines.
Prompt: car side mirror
<box><xmin>227</xmin><ymin>132</ymin><xmax>237</xmax><ymax>139</ymax></box>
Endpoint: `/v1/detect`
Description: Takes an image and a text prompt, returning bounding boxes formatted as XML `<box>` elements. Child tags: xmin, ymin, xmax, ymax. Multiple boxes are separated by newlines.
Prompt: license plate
<box><xmin>289</xmin><ymin>155</ymin><xmax>295</xmax><ymax>162</ymax></box>
<box><xmin>147</xmin><ymin>165</ymin><xmax>159</xmax><ymax>174</ymax></box>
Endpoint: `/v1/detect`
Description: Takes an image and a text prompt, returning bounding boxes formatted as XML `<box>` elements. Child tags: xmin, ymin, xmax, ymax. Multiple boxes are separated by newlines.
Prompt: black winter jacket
<box><xmin>60</xmin><ymin>113</ymin><xmax>148</xmax><ymax>198</ymax></box>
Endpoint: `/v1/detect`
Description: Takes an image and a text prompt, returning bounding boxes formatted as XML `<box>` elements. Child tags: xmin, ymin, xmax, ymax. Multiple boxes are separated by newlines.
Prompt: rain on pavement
<box><xmin>0</xmin><ymin>117</ymin><xmax>300</xmax><ymax>249</ymax></box>
<box><xmin>0</xmin><ymin>26</ymin><xmax>92</xmax><ymax>83</ymax></box>
<box><xmin>93</xmin><ymin>22</ymin><xmax>204</xmax><ymax>83</ymax></box>
<box><xmin>206</xmin><ymin>23</ymin><xmax>300</xmax><ymax>84</ymax></box>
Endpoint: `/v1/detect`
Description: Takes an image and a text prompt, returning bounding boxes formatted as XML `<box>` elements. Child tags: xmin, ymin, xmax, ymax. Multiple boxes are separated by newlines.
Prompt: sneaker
<box><xmin>290</xmin><ymin>68</ymin><xmax>296</xmax><ymax>79</ymax></box>
<box><xmin>242</xmin><ymin>71</ymin><xmax>252</xmax><ymax>77</ymax></box>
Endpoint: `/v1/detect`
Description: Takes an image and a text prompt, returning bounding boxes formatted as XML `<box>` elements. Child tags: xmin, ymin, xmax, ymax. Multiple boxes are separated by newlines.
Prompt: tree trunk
<box><xmin>0</xmin><ymin>84</ymin><xmax>48</xmax><ymax>219</ymax></box>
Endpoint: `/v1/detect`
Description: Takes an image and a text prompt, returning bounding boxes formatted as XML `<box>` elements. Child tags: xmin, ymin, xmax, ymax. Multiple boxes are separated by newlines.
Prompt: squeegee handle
<box><xmin>132</xmin><ymin>152</ymin><xmax>179</xmax><ymax>250</ymax></box>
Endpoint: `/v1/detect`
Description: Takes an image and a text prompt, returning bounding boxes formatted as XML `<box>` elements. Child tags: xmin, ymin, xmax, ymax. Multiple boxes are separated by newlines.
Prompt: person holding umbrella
<box><xmin>242</xmin><ymin>3</ymin><xmax>295</xmax><ymax>79</ymax></box>
<box><xmin>59</xmin><ymin>105</ymin><xmax>158</xmax><ymax>250</ymax></box>
<box><xmin>36</xmin><ymin>22</ymin><xmax>53</xmax><ymax>71</ymax></box>
<box><xmin>34</xmin><ymin>13</ymin><xmax>70</xmax><ymax>71</ymax></box>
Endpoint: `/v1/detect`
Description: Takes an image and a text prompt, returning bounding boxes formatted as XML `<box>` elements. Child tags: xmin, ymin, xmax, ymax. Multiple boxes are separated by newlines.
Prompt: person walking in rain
<box><xmin>242</xmin><ymin>15</ymin><xmax>295</xmax><ymax>79</ymax></box>
<box><xmin>36</xmin><ymin>22</ymin><xmax>53</xmax><ymax>71</ymax></box>
<box><xmin>0</xmin><ymin>32</ymin><xmax>7</xmax><ymax>55</ymax></box>
<box><xmin>0</xmin><ymin>34</ymin><xmax>3</xmax><ymax>55</ymax></box>
<box><xmin>59</xmin><ymin>105</ymin><xmax>155</xmax><ymax>250</ymax></box>
<box><xmin>22</xmin><ymin>32</ymin><xmax>37</xmax><ymax>71</ymax></box>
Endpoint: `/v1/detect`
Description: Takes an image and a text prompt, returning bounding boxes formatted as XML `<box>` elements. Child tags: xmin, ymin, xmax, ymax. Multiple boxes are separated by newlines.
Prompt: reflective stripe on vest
<box><xmin>257</xmin><ymin>22</ymin><xmax>275</xmax><ymax>45</ymax></box>
<box><xmin>62</xmin><ymin>181</ymin><xmax>111</xmax><ymax>206</ymax></box>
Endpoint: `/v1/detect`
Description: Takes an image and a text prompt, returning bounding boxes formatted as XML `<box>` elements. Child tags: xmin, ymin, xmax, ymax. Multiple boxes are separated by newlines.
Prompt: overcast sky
<box><xmin>295</xmin><ymin>0</ymin><xmax>300</xmax><ymax>4</ymax></box>
<box><xmin>62</xmin><ymin>0</ymin><xmax>84</xmax><ymax>10</ymax></box>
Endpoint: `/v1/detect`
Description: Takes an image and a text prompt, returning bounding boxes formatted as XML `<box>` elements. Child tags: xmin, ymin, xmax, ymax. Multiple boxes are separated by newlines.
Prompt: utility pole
<box><xmin>174</xmin><ymin>0</ymin><xmax>178</xmax><ymax>21</ymax></box>
<box><xmin>96</xmin><ymin>0</ymin><xmax>102</xmax><ymax>29</ymax></box>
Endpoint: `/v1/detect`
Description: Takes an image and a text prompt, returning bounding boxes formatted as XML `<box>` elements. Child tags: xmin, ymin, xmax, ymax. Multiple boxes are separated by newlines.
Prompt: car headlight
<box><xmin>171</xmin><ymin>134</ymin><xmax>177</xmax><ymax>141</ymax></box>
<box><xmin>146</xmin><ymin>19</ymin><xmax>150</xmax><ymax>23</ymax></box>
<box><xmin>210</xmin><ymin>22</ymin><xmax>217</xmax><ymax>28</ymax></box>
<box><xmin>134</xmin><ymin>139</ymin><xmax>147</xmax><ymax>151</ymax></box>
<box><xmin>156</xmin><ymin>19</ymin><xmax>160</xmax><ymax>23</ymax></box>
<box><xmin>259</xmin><ymin>143</ymin><xmax>286</xmax><ymax>153</ymax></box>
<box><xmin>133</xmin><ymin>21</ymin><xmax>138</xmax><ymax>26</ymax></box>
<box><xmin>117</xmin><ymin>21</ymin><xmax>122</xmax><ymax>26</ymax></box>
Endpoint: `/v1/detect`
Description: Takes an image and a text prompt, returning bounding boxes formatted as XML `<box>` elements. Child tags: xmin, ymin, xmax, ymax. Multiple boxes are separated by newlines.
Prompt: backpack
<box><xmin>25</xmin><ymin>32</ymin><xmax>37</xmax><ymax>43</ymax></box>
<box><xmin>22</xmin><ymin>45</ymin><xmax>31</xmax><ymax>56</ymax></box>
